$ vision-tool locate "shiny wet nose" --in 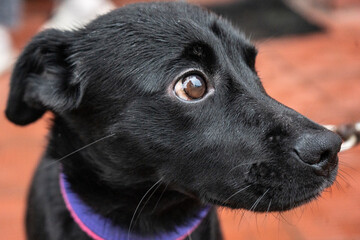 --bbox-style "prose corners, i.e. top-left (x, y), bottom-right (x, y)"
top-left (293, 131), bottom-right (342, 176)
